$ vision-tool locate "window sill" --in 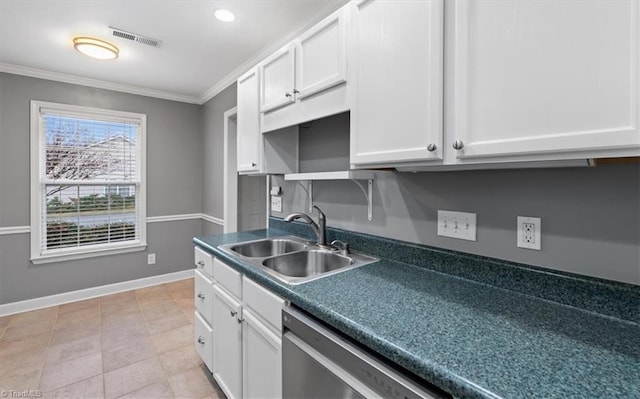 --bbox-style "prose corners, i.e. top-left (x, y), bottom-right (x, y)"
top-left (31, 242), bottom-right (147, 264)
